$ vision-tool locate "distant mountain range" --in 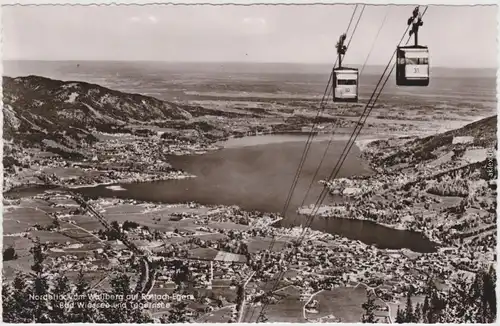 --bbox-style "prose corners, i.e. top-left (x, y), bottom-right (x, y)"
top-left (3, 74), bottom-right (497, 165)
top-left (4, 60), bottom-right (497, 79)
